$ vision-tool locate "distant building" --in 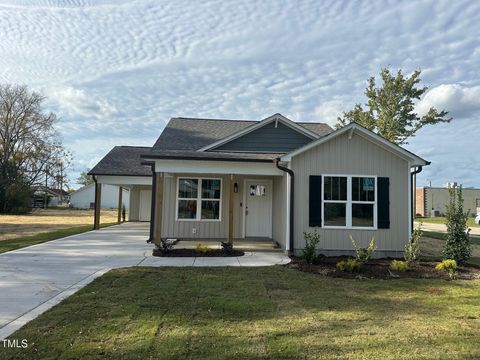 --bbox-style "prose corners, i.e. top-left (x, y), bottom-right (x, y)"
top-left (416, 187), bottom-right (480, 217)
top-left (32, 187), bottom-right (70, 207)
top-left (70, 183), bottom-right (129, 209)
